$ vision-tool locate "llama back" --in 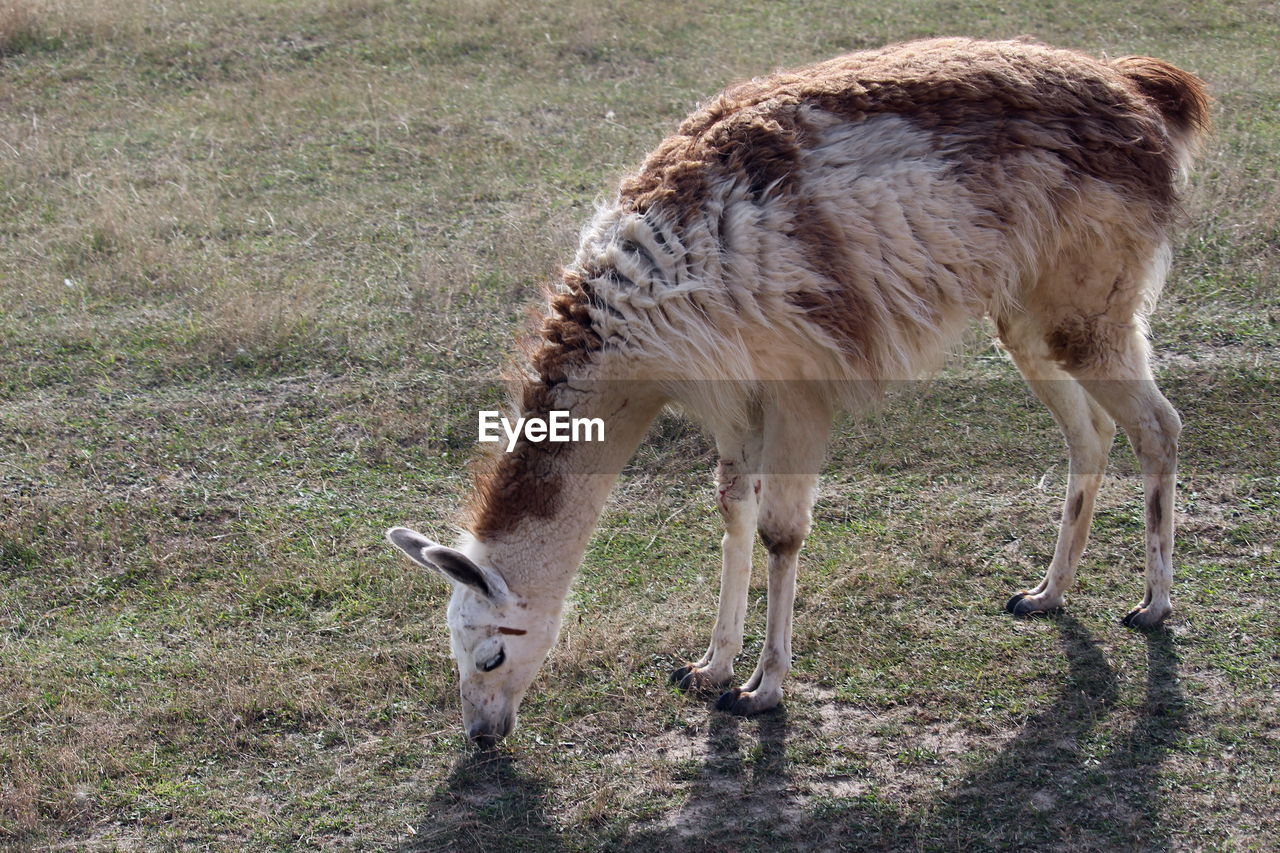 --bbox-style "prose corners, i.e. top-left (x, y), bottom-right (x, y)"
top-left (546, 39), bottom-right (1207, 418)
